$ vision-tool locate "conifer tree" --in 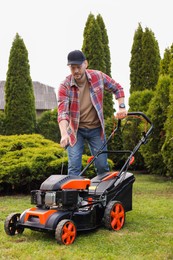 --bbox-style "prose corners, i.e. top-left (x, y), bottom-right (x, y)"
top-left (82, 13), bottom-right (114, 118)
top-left (128, 24), bottom-right (160, 169)
top-left (129, 24), bottom-right (160, 93)
top-left (129, 23), bottom-right (143, 93)
top-left (82, 13), bottom-right (105, 71)
top-left (141, 27), bottom-right (160, 90)
top-left (96, 14), bottom-right (111, 76)
top-left (96, 14), bottom-right (114, 117)
top-left (160, 47), bottom-right (172, 75)
top-left (5, 33), bottom-right (36, 134)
